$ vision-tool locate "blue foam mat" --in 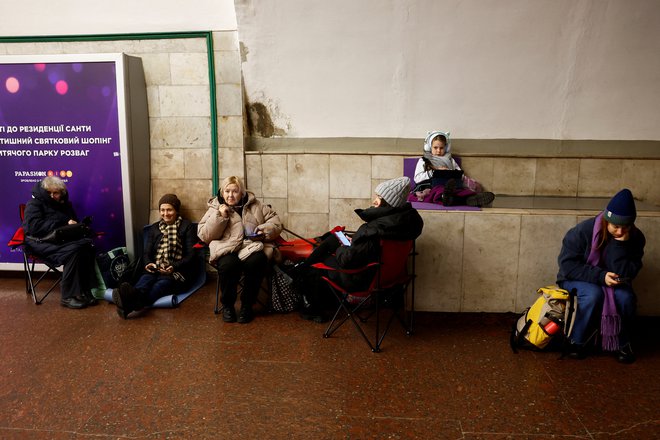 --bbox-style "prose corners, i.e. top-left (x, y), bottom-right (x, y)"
top-left (104, 256), bottom-right (207, 309)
